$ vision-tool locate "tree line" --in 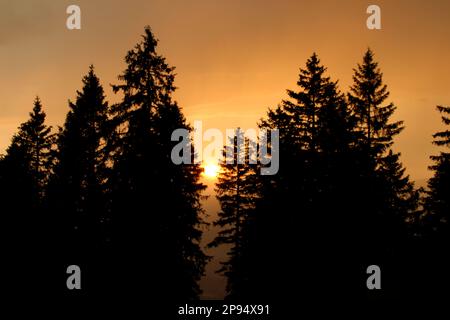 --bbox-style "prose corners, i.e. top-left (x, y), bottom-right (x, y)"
top-left (1, 27), bottom-right (206, 302)
top-left (210, 50), bottom-right (449, 302)
top-left (0, 27), bottom-right (448, 303)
